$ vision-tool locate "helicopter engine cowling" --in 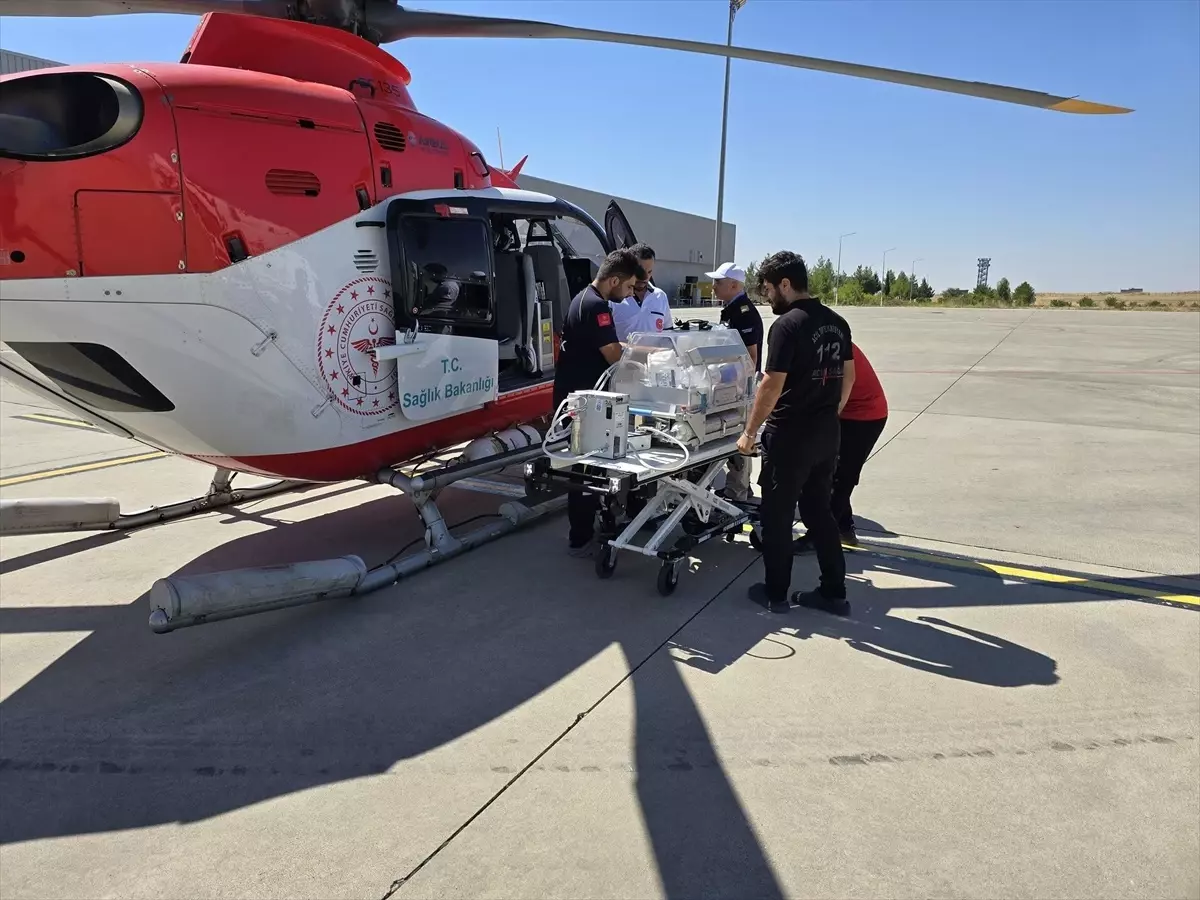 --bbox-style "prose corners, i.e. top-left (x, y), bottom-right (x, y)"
top-left (0, 13), bottom-right (491, 282)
